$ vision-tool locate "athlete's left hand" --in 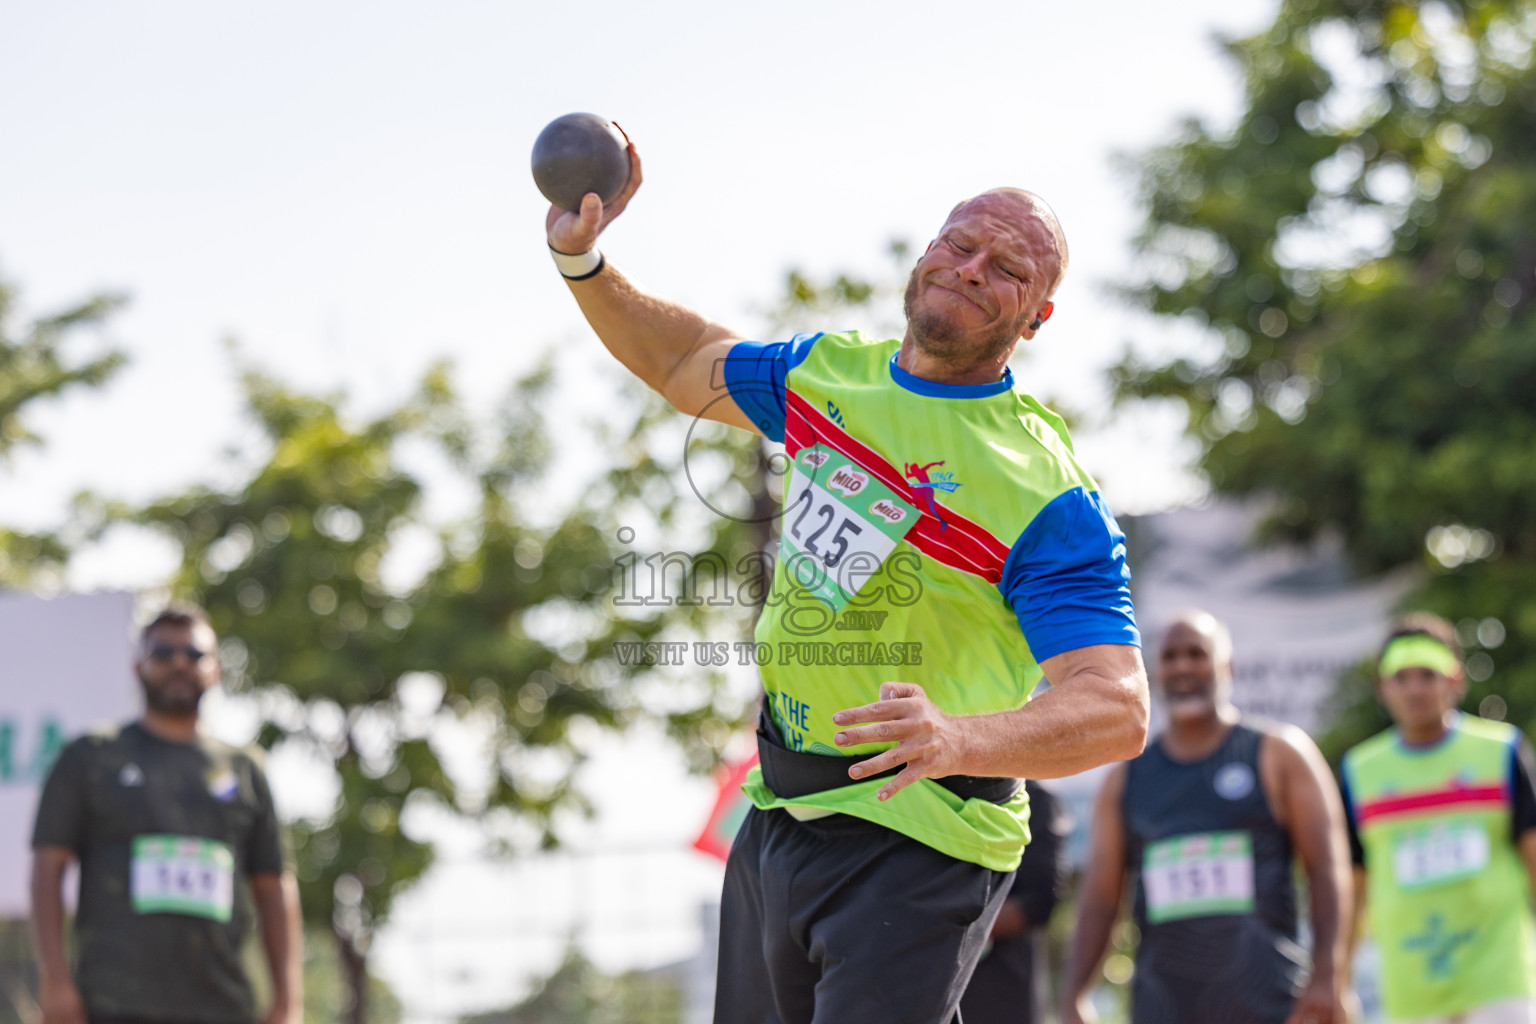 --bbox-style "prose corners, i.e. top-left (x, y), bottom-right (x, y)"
top-left (832, 682), bottom-right (964, 800)
top-left (261, 1002), bottom-right (301, 1024)
top-left (1284, 975), bottom-right (1345, 1024)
